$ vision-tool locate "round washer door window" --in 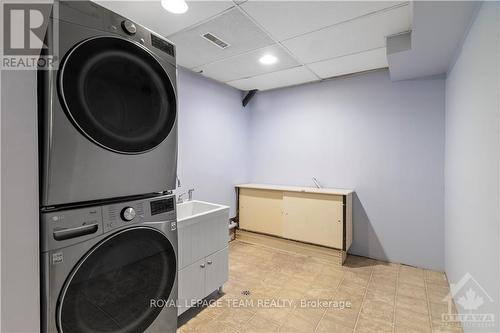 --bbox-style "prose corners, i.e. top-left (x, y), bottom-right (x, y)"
top-left (58, 228), bottom-right (176, 333)
top-left (59, 37), bottom-right (176, 154)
